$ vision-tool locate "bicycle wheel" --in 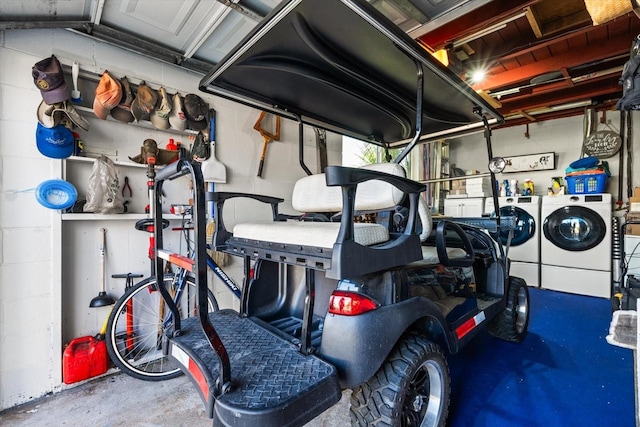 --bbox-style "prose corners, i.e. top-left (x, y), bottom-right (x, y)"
top-left (106, 274), bottom-right (218, 381)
